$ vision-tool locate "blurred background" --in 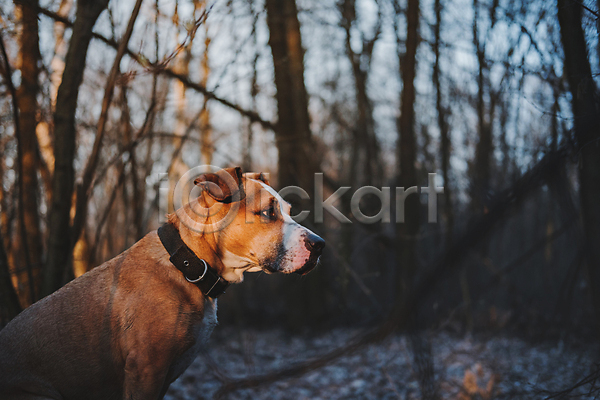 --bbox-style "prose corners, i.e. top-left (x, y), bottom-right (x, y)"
top-left (1, 0), bottom-right (599, 398)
